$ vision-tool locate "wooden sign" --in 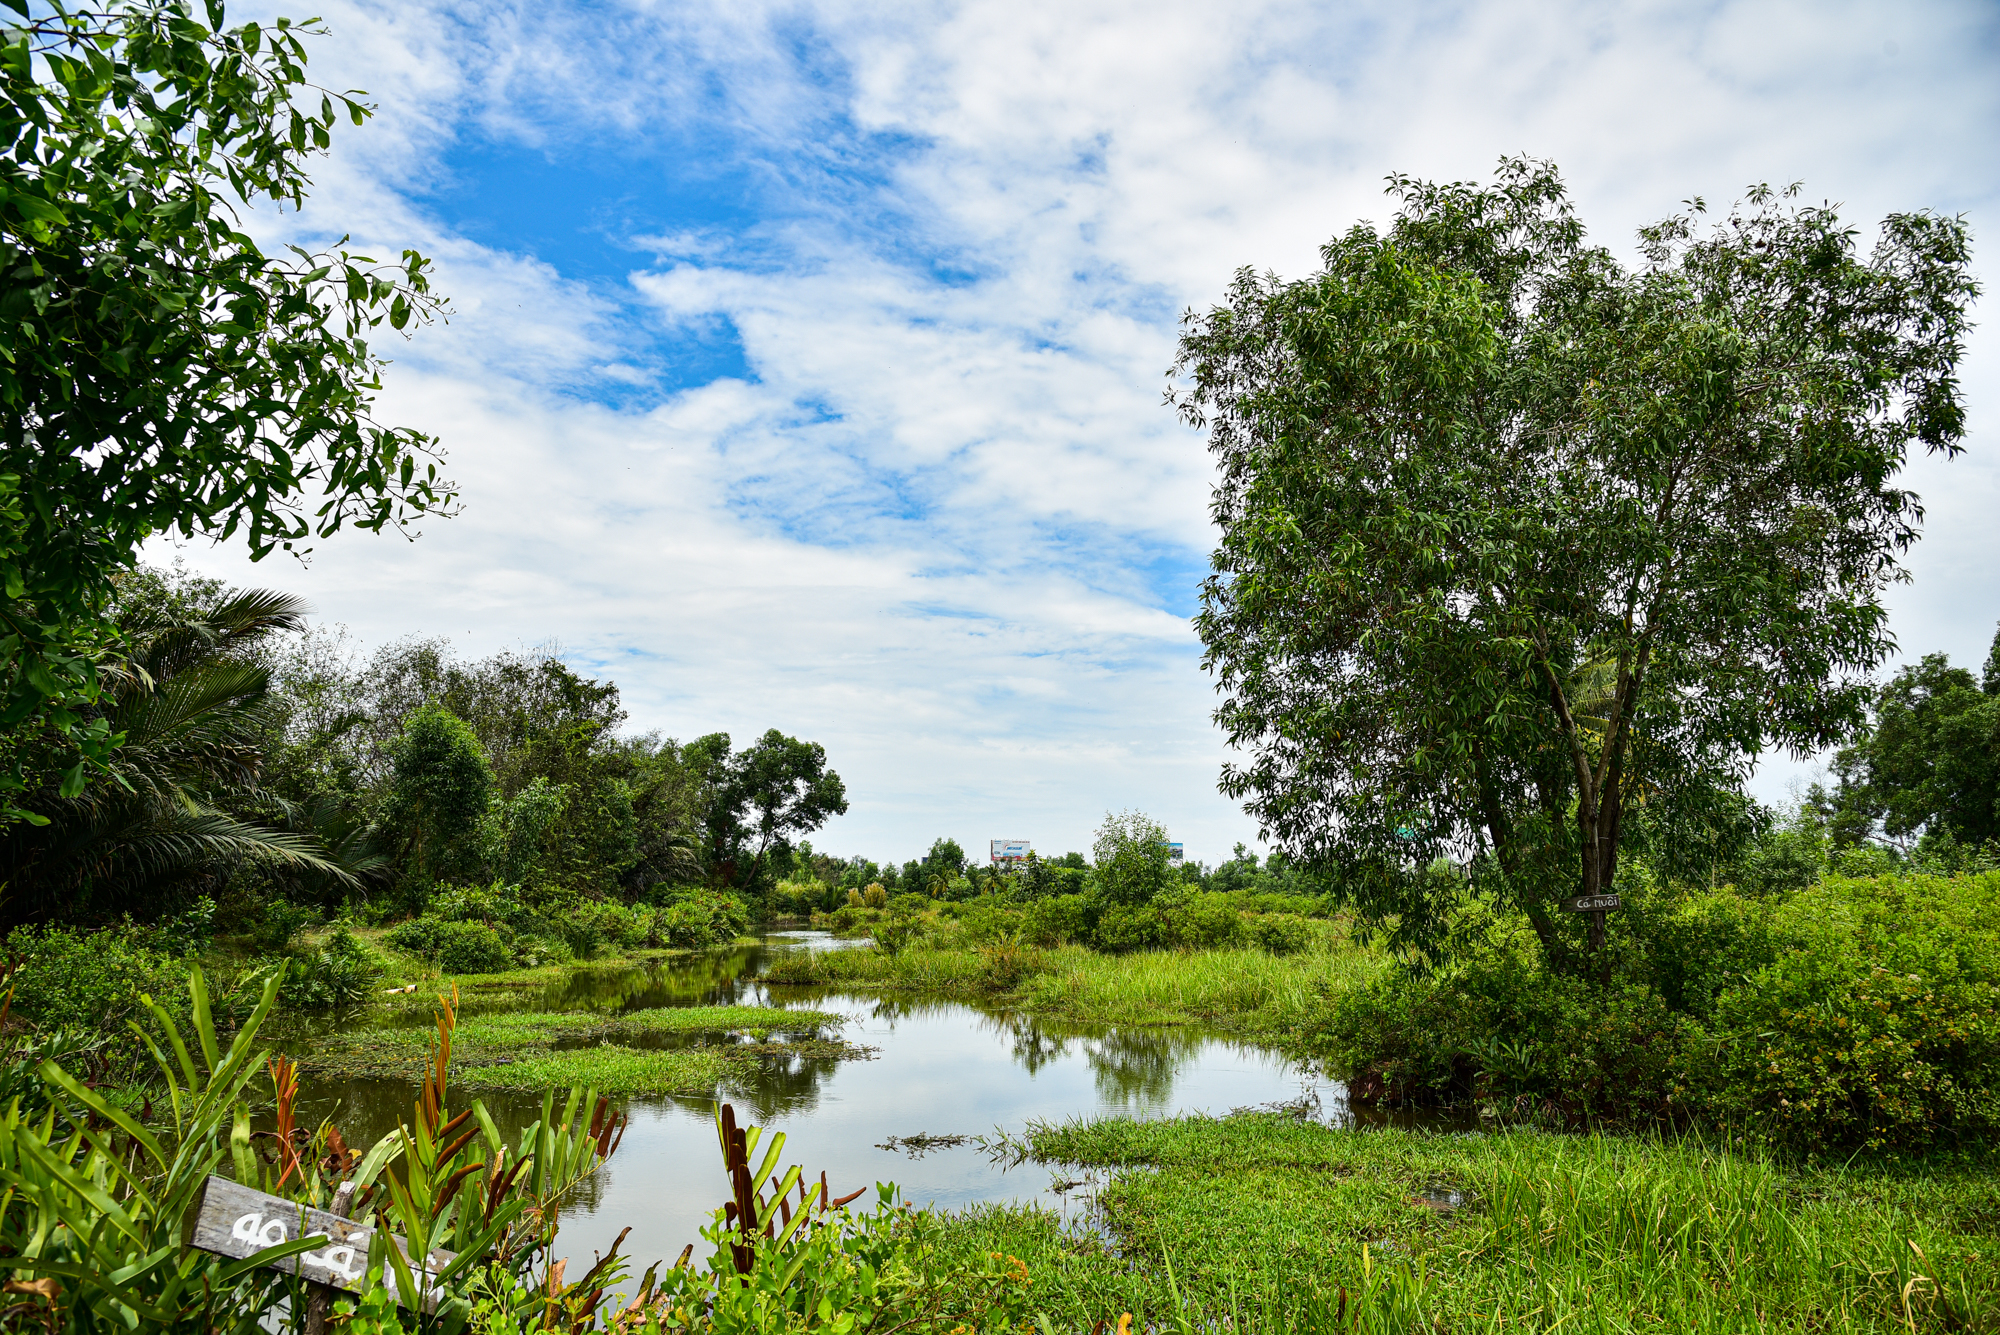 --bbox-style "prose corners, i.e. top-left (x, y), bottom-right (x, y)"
top-left (185, 1176), bottom-right (455, 1312)
top-left (1565, 893), bottom-right (1621, 913)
